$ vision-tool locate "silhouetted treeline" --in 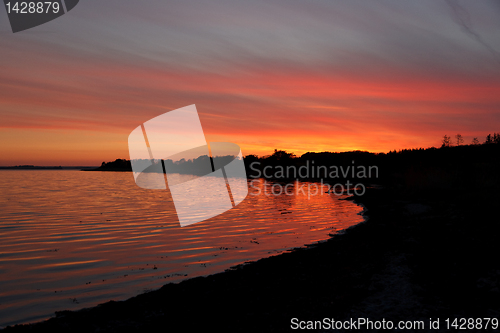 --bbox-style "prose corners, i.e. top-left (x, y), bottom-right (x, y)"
top-left (94, 159), bottom-right (132, 171)
top-left (93, 155), bottom-right (237, 176)
top-left (92, 139), bottom-right (500, 191)
top-left (246, 142), bottom-right (500, 190)
top-left (442, 132), bottom-right (500, 147)
top-left (162, 155), bottom-right (236, 176)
